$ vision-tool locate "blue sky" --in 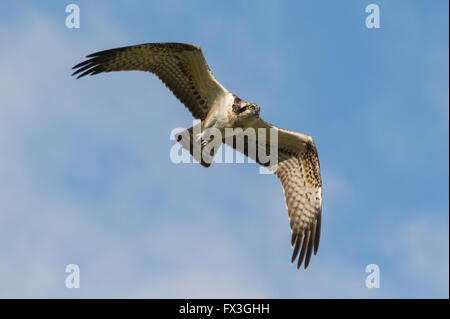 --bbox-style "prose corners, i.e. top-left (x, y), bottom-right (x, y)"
top-left (0, 1), bottom-right (448, 298)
